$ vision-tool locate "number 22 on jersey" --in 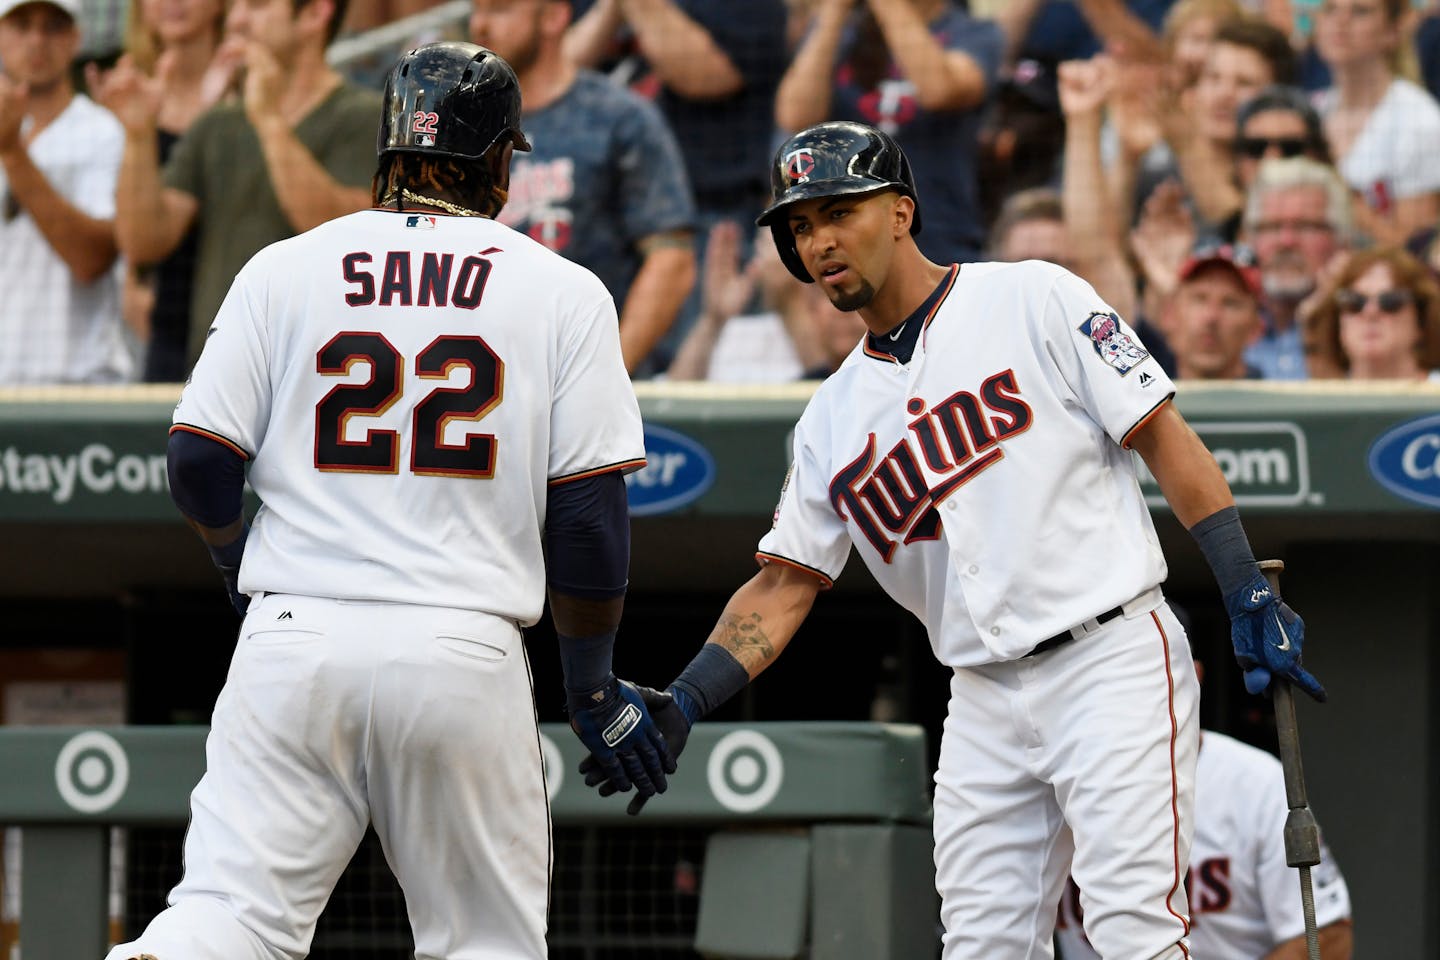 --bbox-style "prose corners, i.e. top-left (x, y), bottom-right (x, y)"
top-left (314, 332), bottom-right (504, 478)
